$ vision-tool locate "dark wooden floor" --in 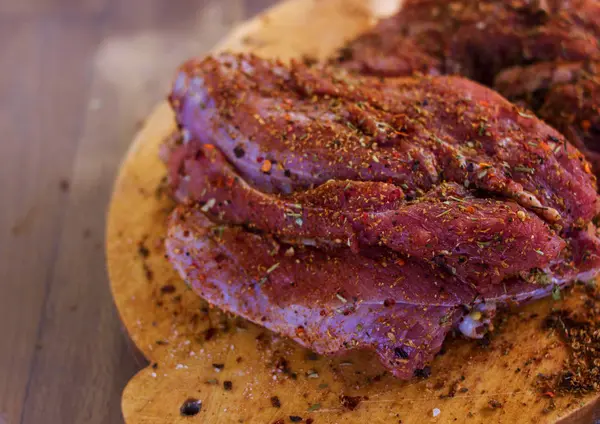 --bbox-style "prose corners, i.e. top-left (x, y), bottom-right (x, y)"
top-left (0, 1), bottom-right (276, 423)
